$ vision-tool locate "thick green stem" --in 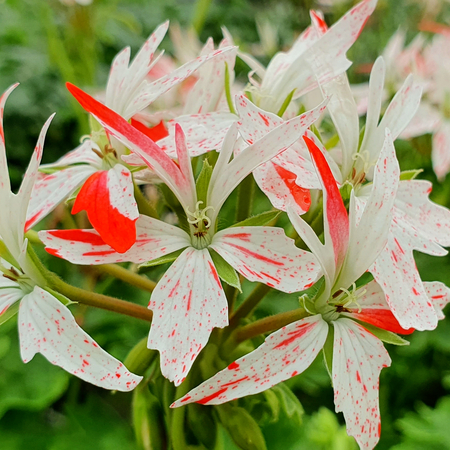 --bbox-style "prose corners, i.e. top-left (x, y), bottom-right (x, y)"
top-left (228, 283), bottom-right (271, 329)
top-left (94, 264), bottom-right (156, 292)
top-left (48, 274), bottom-right (153, 322)
top-left (134, 184), bottom-right (159, 219)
